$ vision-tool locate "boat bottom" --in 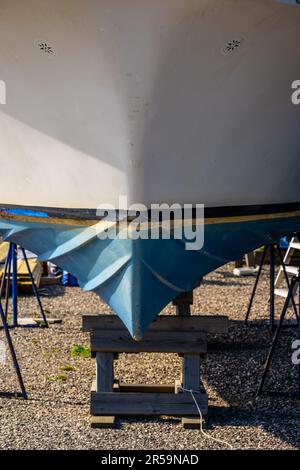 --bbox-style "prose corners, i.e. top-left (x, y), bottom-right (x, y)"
top-left (0, 211), bottom-right (299, 338)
